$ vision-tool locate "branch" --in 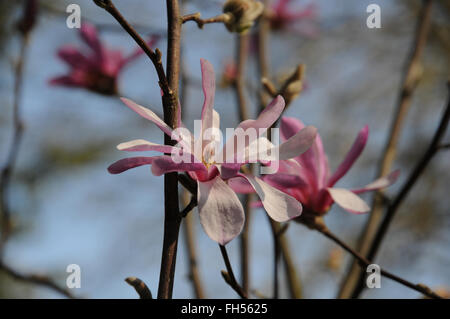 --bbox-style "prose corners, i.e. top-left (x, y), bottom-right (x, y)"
top-left (0, 34), bottom-right (28, 255)
top-left (125, 277), bottom-right (152, 299)
top-left (92, 0), bottom-right (170, 96)
top-left (181, 12), bottom-right (230, 29)
top-left (0, 262), bottom-right (75, 299)
top-left (347, 85), bottom-right (450, 296)
top-left (339, 0), bottom-right (434, 299)
top-left (180, 194), bottom-right (197, 217)
top-left (312, 225), bottom-right (443, 299)
top-left (255, 0), bottom-right (303, 299)
top-left (156, 0), bottom-right (183, 300)
top-left (219, 245), bottom-right (248, 299)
